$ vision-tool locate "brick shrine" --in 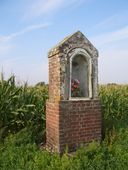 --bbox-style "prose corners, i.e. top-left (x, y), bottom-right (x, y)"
top-left (46, 31), bottom-right (102, 153)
